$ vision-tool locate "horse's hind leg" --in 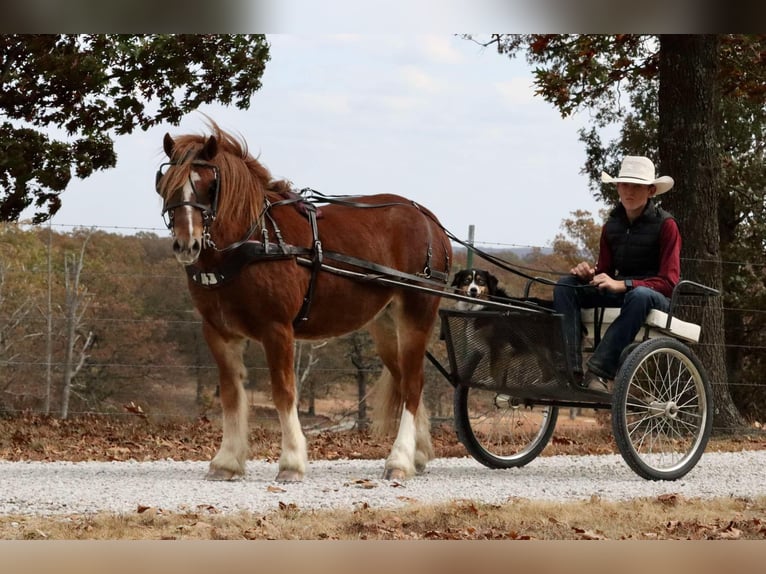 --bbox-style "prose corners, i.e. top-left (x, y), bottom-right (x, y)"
top-left (203, 326), bottom-right (250, 480)
top-left (369, 305), bottom-right (434, 480)
top-left (262, 325), bottom-right (307, 482)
